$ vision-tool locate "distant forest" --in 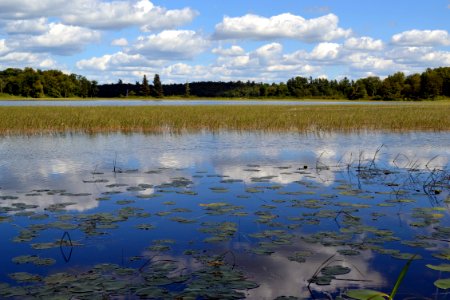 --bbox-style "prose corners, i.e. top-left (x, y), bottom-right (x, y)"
top-left (1, 67), bottom-right (449, 100)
